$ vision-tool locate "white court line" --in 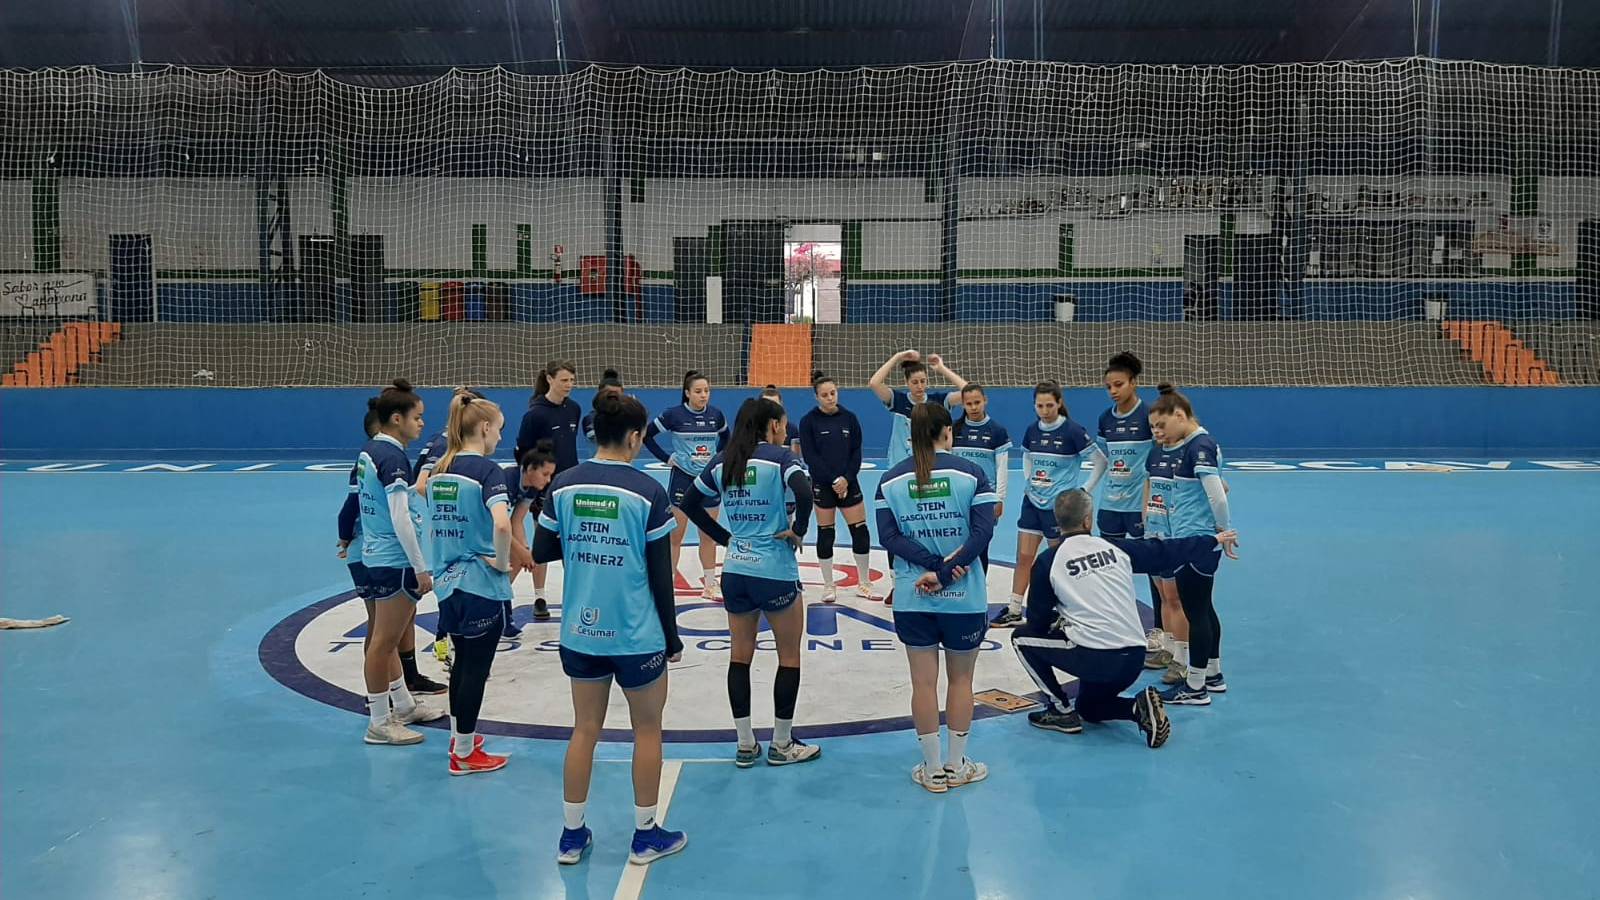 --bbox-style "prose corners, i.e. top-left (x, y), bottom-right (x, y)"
top-left (613, 758), bottom-right (686, 900)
